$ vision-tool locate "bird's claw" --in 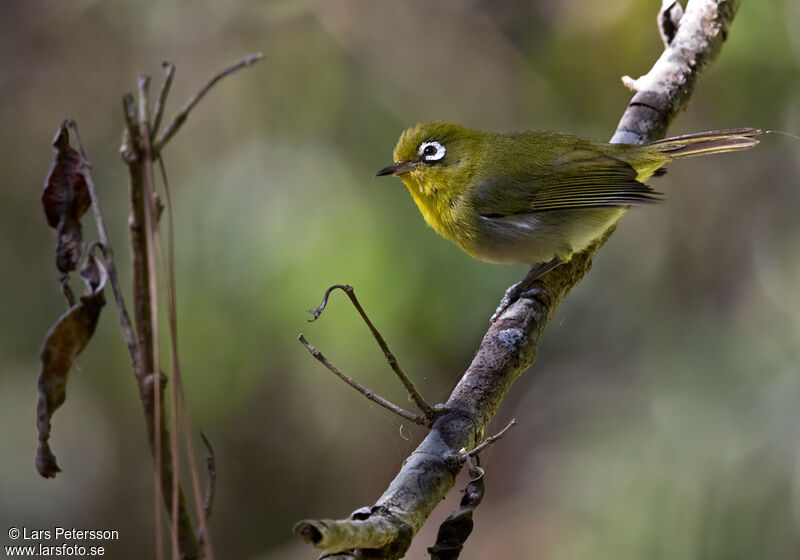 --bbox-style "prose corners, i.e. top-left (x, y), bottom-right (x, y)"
top-left (492, 283), bottom-right (520, 323)
top-left (491, 283), bottom-right (545, 323)
top-left (491, 258), bottom-right (561, 323)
